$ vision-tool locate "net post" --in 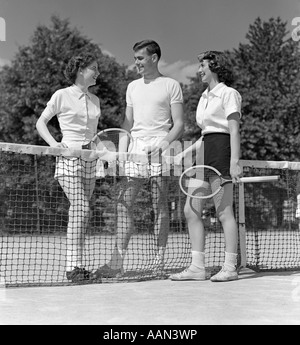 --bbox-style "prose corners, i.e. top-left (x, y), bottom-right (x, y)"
top-left (34, 155), bottom-right (41, 233)
top-left (113, 172), bottom-right (118, 234)
top-left (178, 186), bottom-right (183, 233)
top-left (238, 168), bottom-right (247, 272)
